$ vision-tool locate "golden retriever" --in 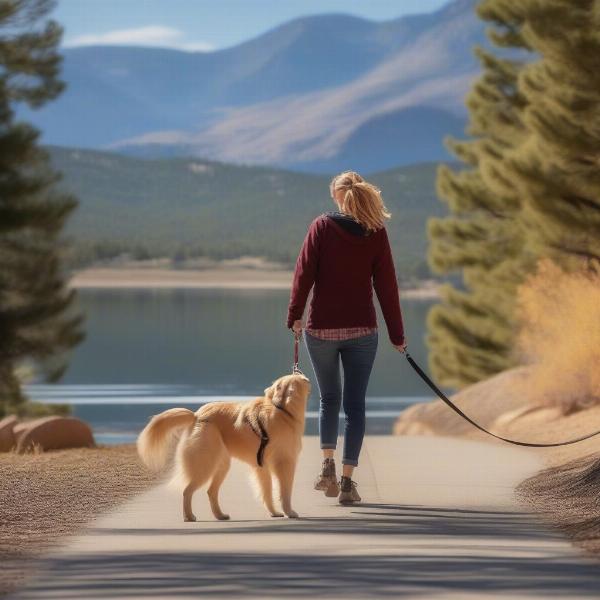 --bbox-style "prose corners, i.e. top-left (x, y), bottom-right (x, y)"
top-left (137, 372), bottom-right (311, 521)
